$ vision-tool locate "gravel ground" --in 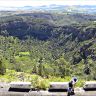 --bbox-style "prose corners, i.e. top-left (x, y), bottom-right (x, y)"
top-left (0, 91), bottom-right (96, 96)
